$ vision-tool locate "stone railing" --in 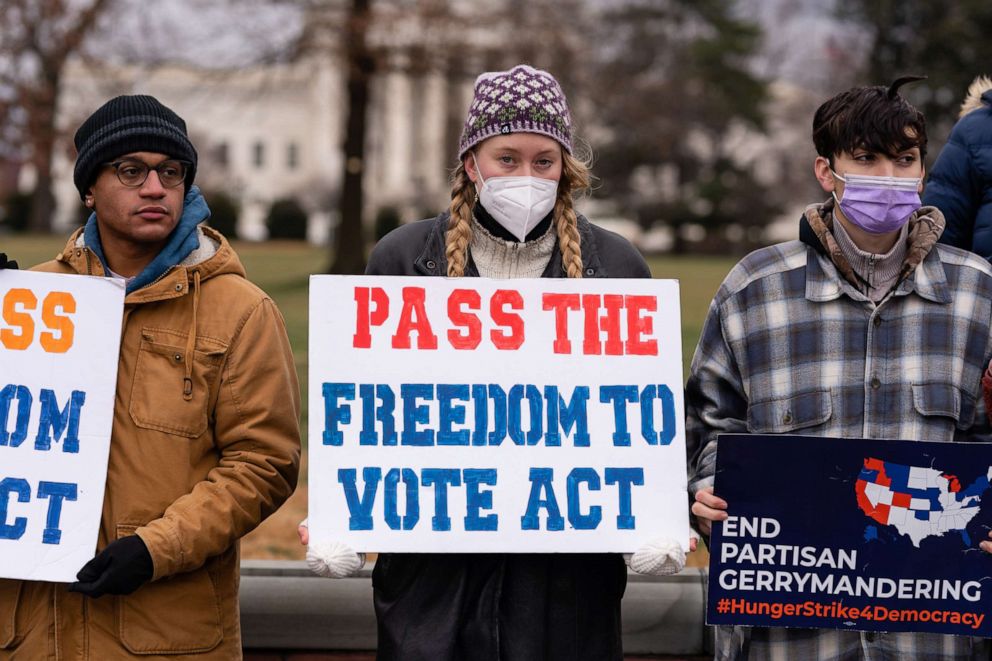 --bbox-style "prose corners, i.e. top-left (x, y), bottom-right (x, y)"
top-left (240, 561), bottom-right (711, 655)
